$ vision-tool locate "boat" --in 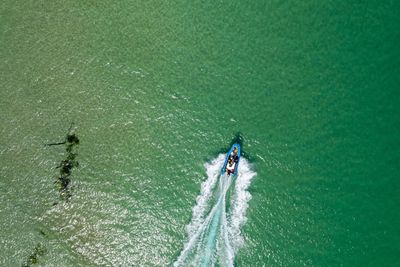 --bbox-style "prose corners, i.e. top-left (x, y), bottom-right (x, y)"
top-left (221, 143), bottom-right (241, 176)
